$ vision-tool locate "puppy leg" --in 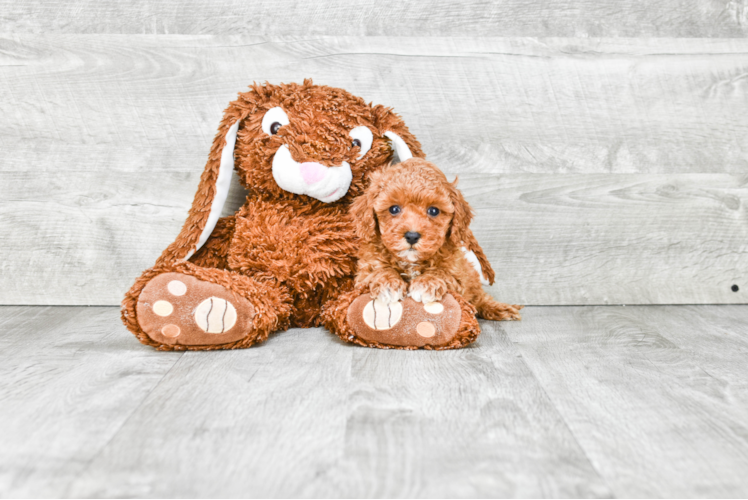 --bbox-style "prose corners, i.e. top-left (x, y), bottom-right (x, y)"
top-left (408, 274), bottom-right (449, 303)
top-left (359, 268), bottom-right (408, 304)
top-left (473, 291), bottom-right (523, 321)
